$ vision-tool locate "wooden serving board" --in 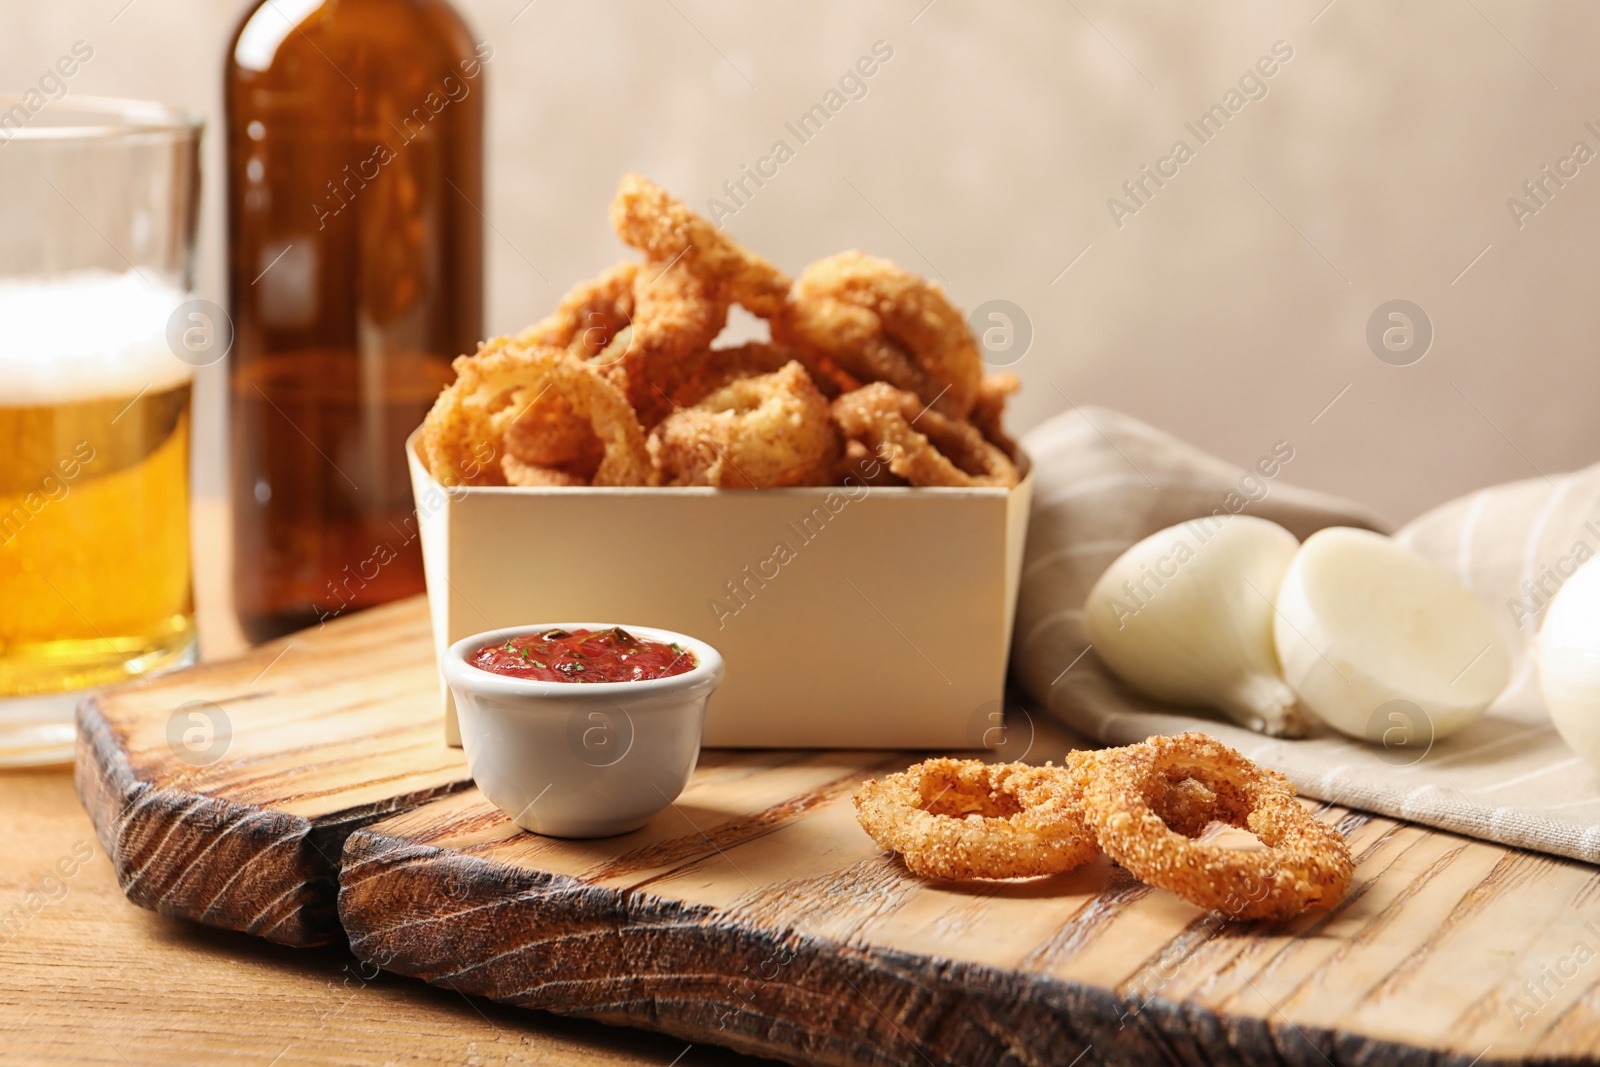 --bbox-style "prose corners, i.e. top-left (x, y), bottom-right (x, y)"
top-left (77, 598), bottom-right (1600, 1066)
top-left (76, 599), bottom-right (472, 945)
